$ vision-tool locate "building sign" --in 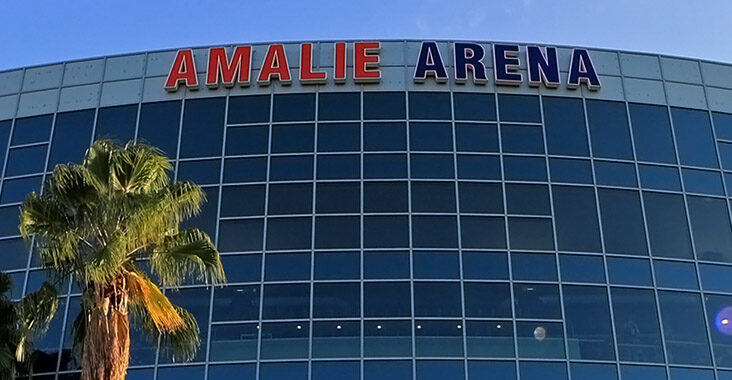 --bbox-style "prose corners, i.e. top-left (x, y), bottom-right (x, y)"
top-left (164, 41), bottom-right (601, 92)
